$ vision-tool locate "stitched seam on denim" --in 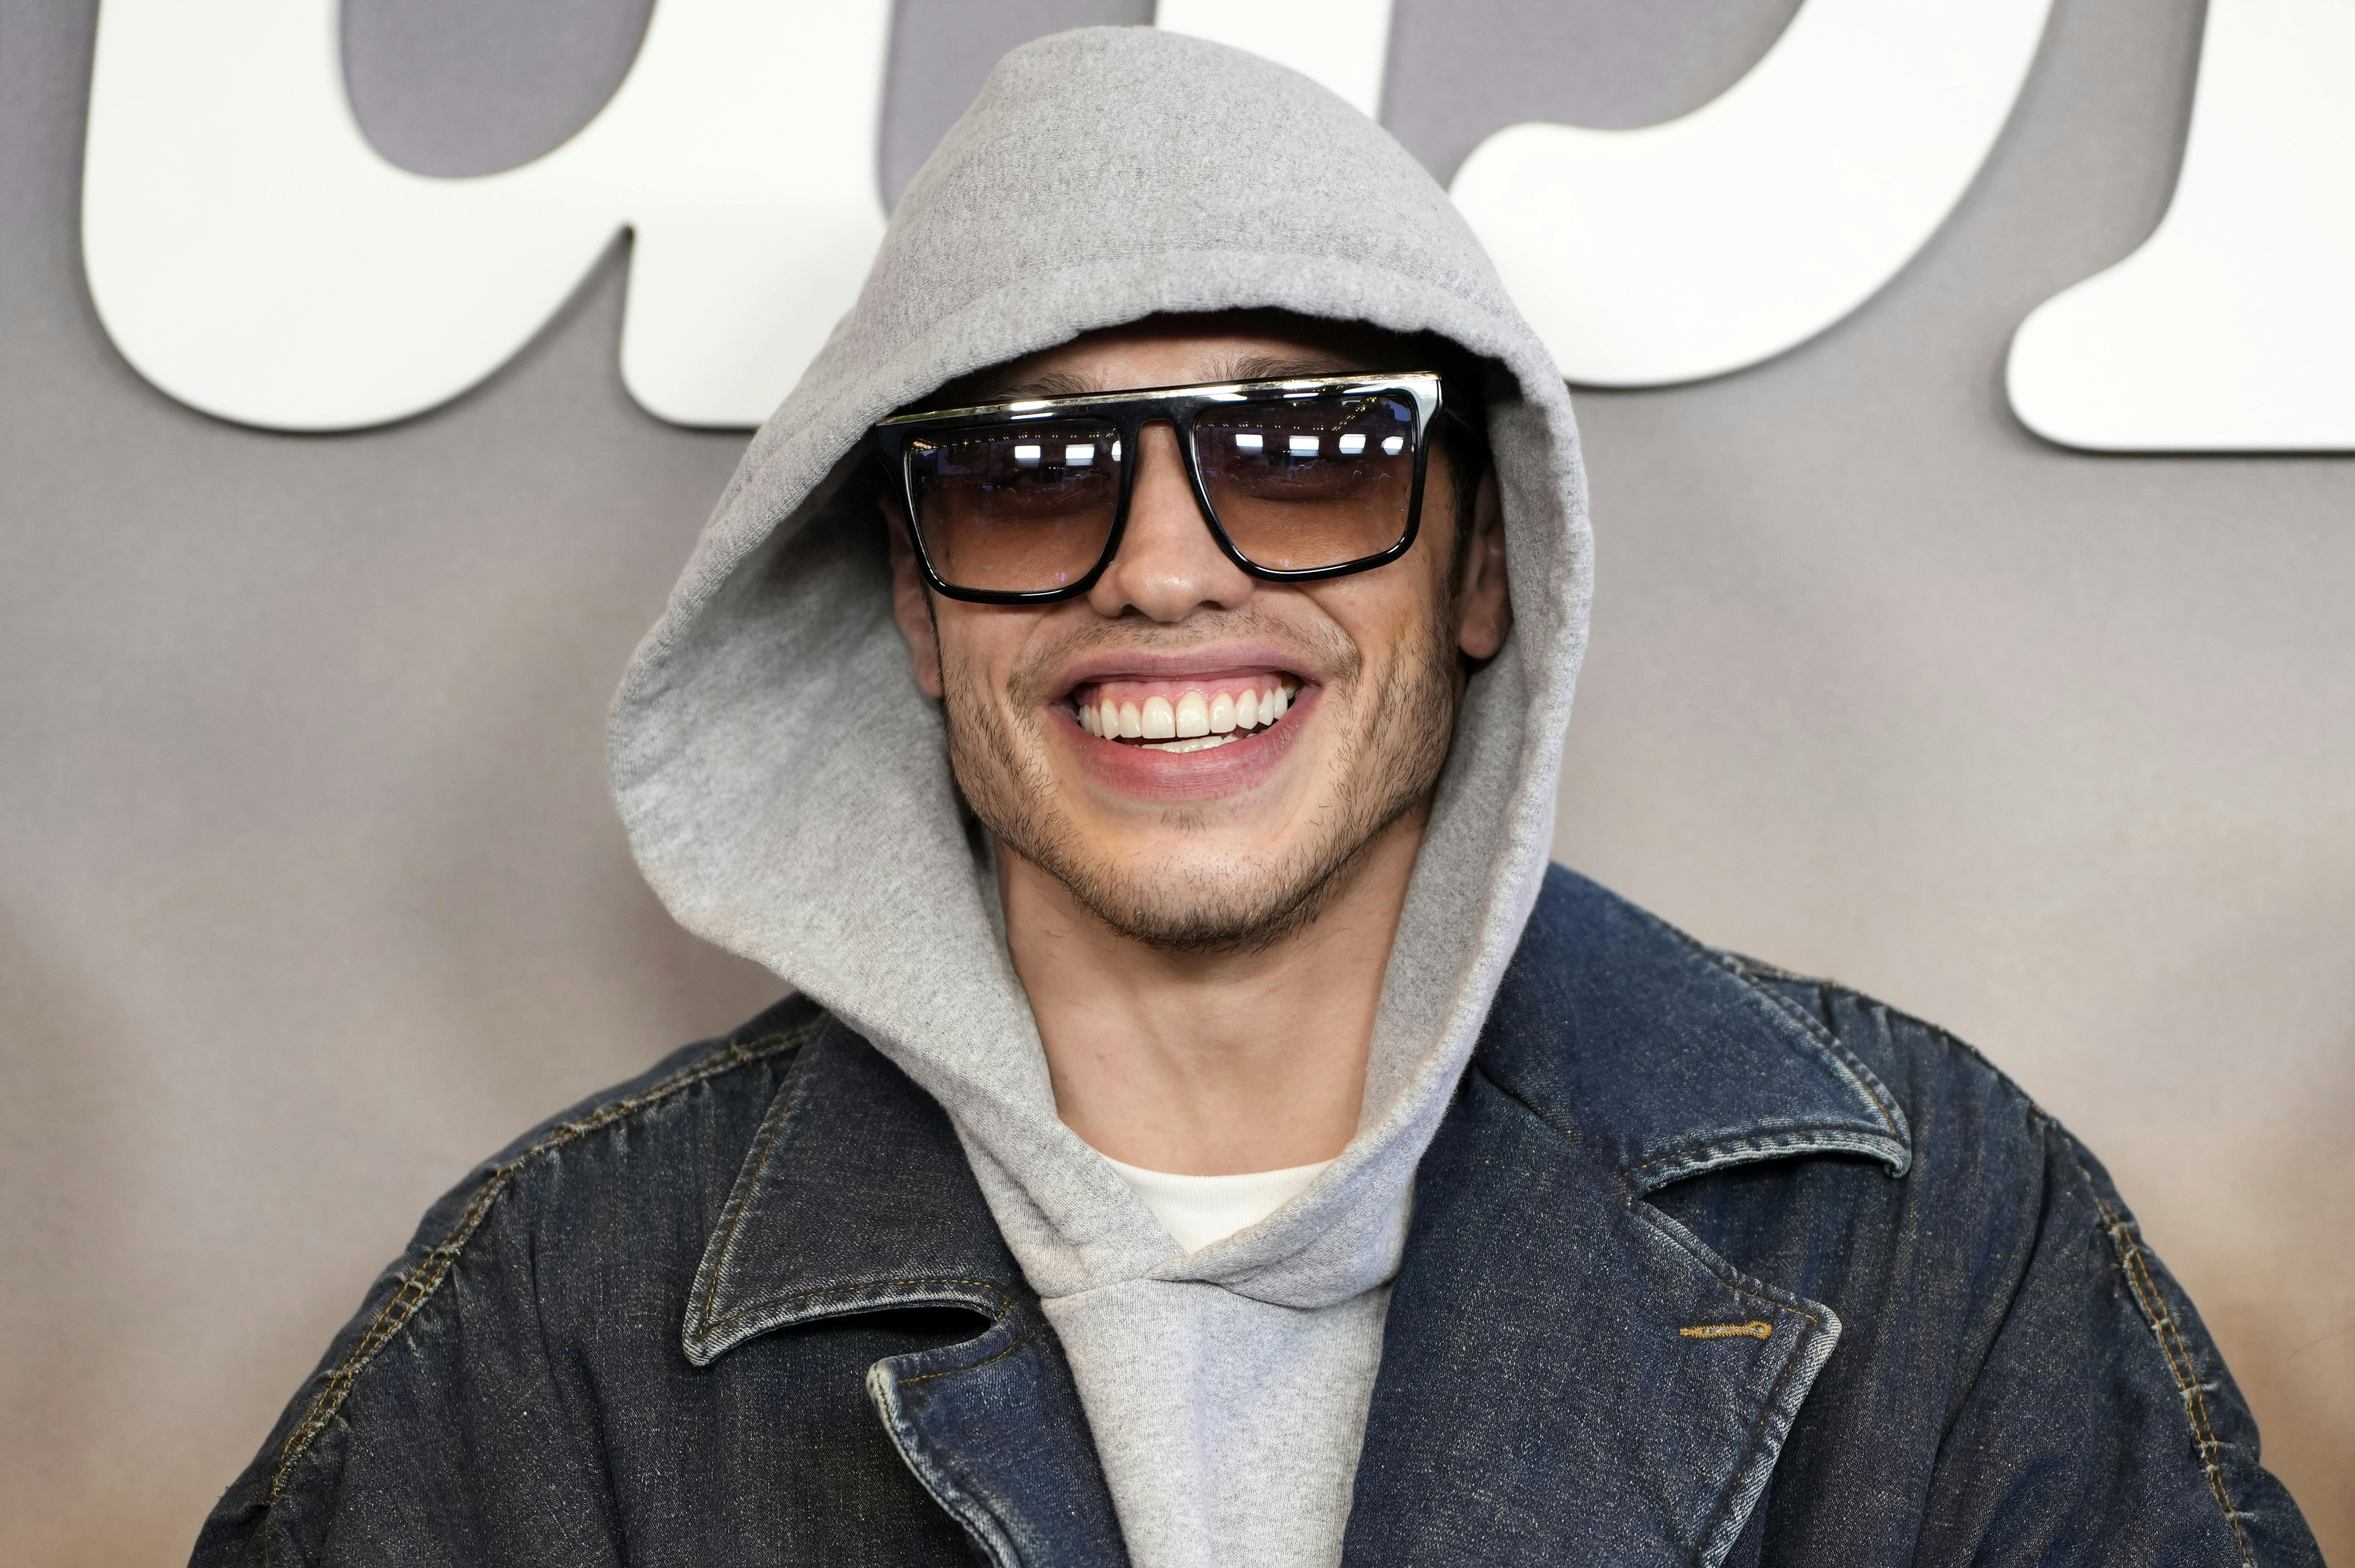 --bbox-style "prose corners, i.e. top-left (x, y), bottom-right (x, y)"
top-left (896, 1310), bottom-right (1036, 1386)
top-left (687, 1029), bottom-right (1013, 1338)
top-left (1685, 1302), bottom-right (1818, 1568)
top-left (1902, 1009), bottom-right (2058, 1141)
top-left (1703, 943), bottom-right (1905, 1143)
top-left (693, 1040), bottom-right (824, 1336)
top-left (704, 1276), bottom-right (1012, 1334)
top-left (1644, 1156), bottom-right (1835, 1563)
top-left (869, 1369), bottom-right (1026, 1568)
top-left (2082, 1163), bottom-right (2254, 1566)
top-left (1626, 1132), bottom-right (1889, 1179)
top-left (1714, 951), bottom-right (1814, 985)
top-left (1731, 955), bottom-right (2064, 1154)
top-left (267, 1022), bottom-right (816, 1501)
top-left (1769, 969), bottom-right (2060, 1148)
top-left (1628, 1189), bottom-right (1828, 1332)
